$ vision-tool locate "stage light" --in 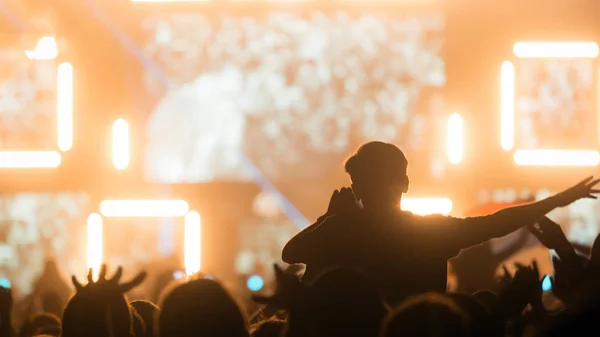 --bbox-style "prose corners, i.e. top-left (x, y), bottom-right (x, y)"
top-left (401, 198), bottom-right (453, 215)
top-left (447, 113), bottom-right (463, 164)
top-left (247, 275), bottom-right (264, 292)
top-left (25, 36), bottom-right (58, 60)
top-left (184, 211), bottom-right (201, 275)
top-left (513, 42), bottom-right (599, 59)
top-left (0, 151), bottom-right (61, 168)
top-left (87, 213), bottom-right (103, 281)
top-left (513, 149), bottom-right (600, 166)
top-left (100, 200), bottom-right (190, 217)
top-left (57, 62), bottom-right (73, 152)
top-left (500, 61), bottom-right (515, 151)
top-left (112, 119), bottom-right (130, 170)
